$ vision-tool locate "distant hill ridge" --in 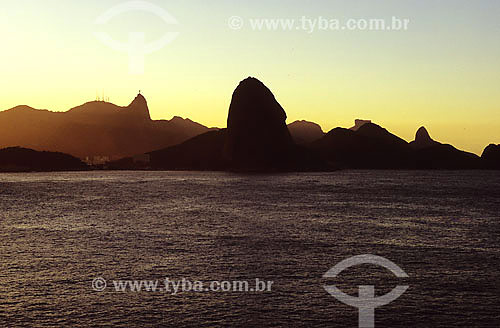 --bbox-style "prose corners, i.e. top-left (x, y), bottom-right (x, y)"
top-left (0, 94), bottom-right (214, 160)
top-left (144, 77), bottom-right (498, 171)
top-left (2, 77), bottom-right (499, 171)
top-left (148, 77), bottom-right (328, 172)
top-left (0, 147), bottom-right (86, 172)
top-left (288, 120), bottom-right (325, 144)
